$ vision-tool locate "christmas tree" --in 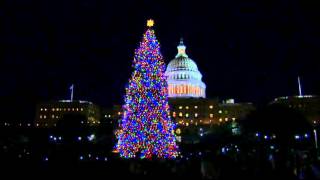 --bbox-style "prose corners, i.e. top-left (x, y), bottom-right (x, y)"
top-left (115, 19), bottom-right (179, 159)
